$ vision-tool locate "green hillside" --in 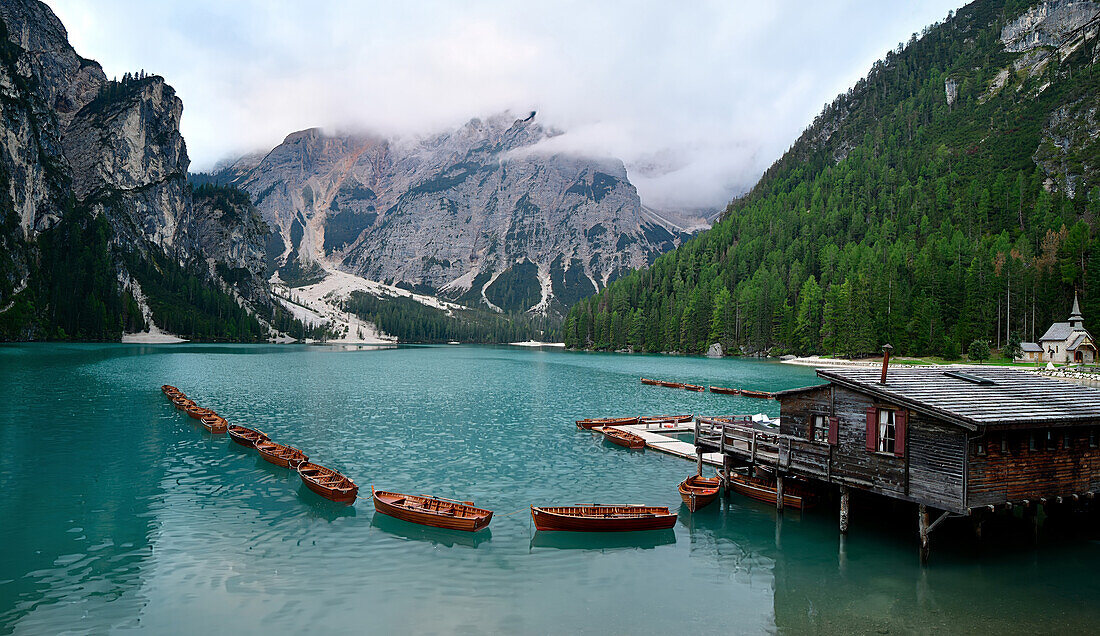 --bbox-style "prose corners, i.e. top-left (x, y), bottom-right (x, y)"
top-left (564, 0), bottom-right (1100, 357)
